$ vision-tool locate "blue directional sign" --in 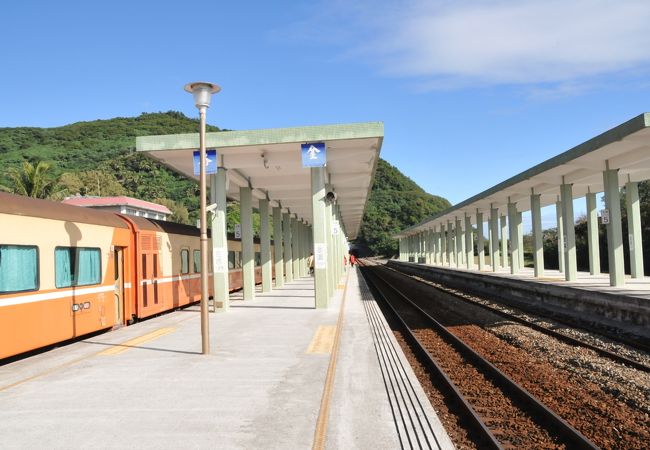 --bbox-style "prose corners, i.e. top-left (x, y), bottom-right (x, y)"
top-left (301, 142), bottom-right (326, 167)
top-left (193, 149), bottom-right (218, 176)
